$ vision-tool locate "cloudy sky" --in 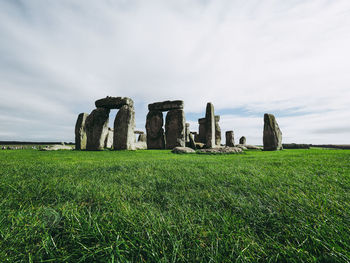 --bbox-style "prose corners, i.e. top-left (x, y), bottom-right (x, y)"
top-left (1, 0), bottom-right (349, 144)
